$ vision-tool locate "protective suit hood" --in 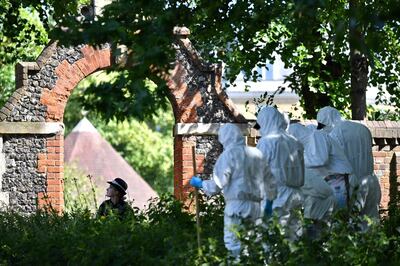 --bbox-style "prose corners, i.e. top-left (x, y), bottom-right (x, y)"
top-left (257, 106), bottom-right (287, 136)
top-left (317, 106), bottom-right (342, 133)
top-left (288, 123), bottom-right (313, 146)
top-left (218, 124), bottom-right (245, 150)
